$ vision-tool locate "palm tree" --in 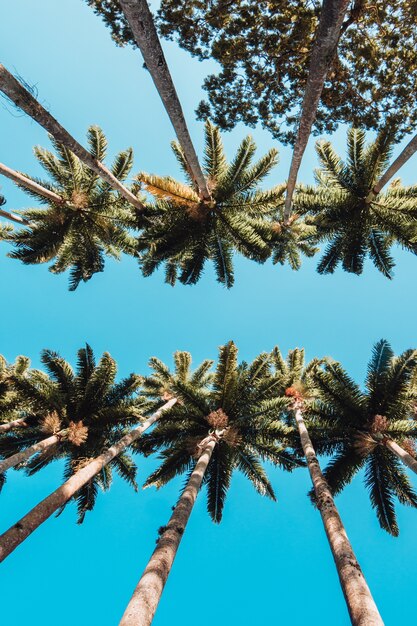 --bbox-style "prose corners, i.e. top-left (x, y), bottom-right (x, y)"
top-left (0, 349), bottom-right (212, 560)
top-left (311, 339), bottom-right (417, 536)
top-left (116, 0), bottom-right (211, 200)
top-left (270, 212), bottom-right (319, 270)
top-left (296, 128), bottom-right (417, 277)
top-left (271, 346), bottom-right (383, 626)
top-left (119, 342), bottom-right (302, 626)
top-left (0, 354), bottom-right (31, 433)
top-left (0, 161), bottom-right (64, 208)
top-left (5, 127), bottom-right (138, 290)
top-left (0, 64), bottom-right (144, 210)
top-left (368, 132), bottom-right (417, 200)
top-left (137, 121), bottom-right (281, 287)
top-left (284, 0), bottom-right (350, 219)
